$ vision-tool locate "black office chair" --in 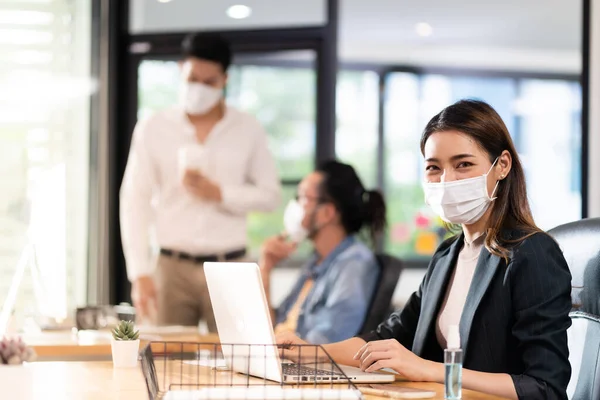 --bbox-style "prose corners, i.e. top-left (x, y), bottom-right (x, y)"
top-left (567, 311), bottom-right (600, 400)
top-left (359, 254), bottom-right (404, 334)
top-left (548, 218), bottom-right (600, 316)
